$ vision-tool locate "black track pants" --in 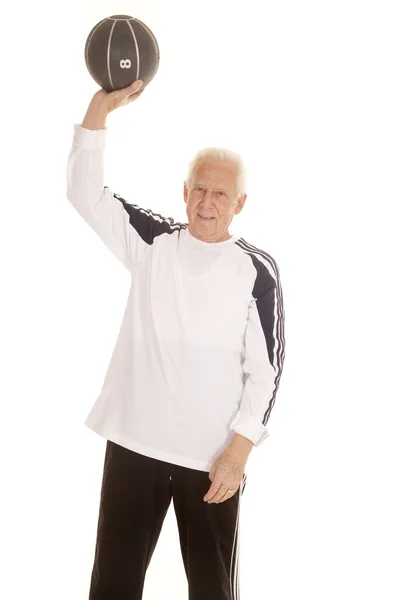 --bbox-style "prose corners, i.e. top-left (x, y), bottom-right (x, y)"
top-left (88, 441), bottom-right (247, 600)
